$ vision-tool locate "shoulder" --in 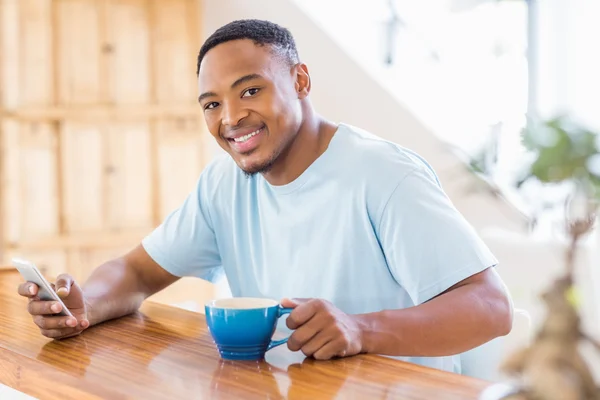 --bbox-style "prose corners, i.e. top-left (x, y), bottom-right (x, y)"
top-left (200, 152), bottom-right (239, 180)
top-left (332, 124), bottom-right (443, 225)
top-left (335, 123), bottom-right (440, 189)
top-left (193, 152), bottom-right (248, 203)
